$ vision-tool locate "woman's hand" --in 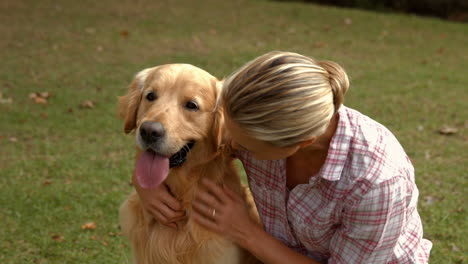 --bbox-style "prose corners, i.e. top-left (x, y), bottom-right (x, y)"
top-left (192, 178), bottom-right (258, 247)
top-left (132, 172), bottom-right (186, 228)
